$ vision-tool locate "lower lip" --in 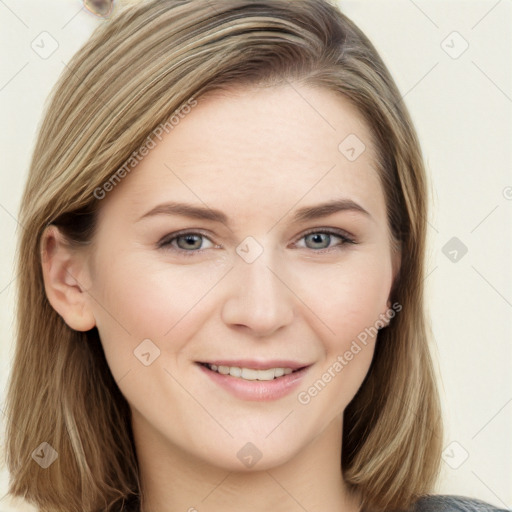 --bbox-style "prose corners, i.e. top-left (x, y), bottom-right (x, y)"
top-left (197, 363), bottom-right (311, 402)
